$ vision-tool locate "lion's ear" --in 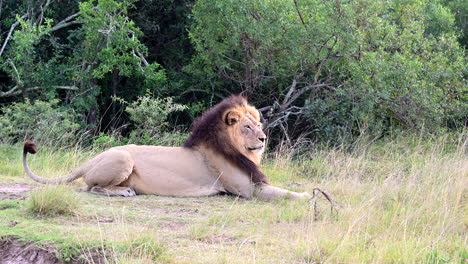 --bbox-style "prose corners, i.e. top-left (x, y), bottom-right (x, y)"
top-left (225, 110), bottom-right (242, 125)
